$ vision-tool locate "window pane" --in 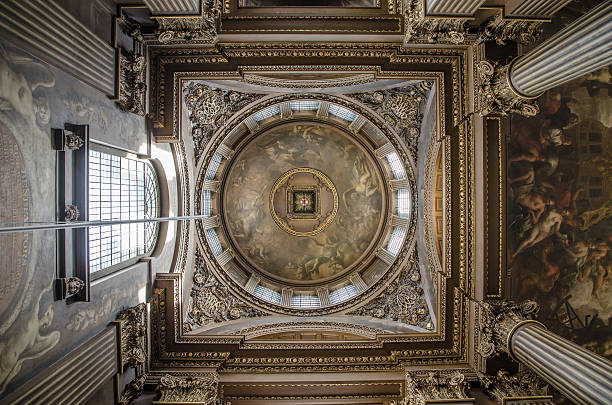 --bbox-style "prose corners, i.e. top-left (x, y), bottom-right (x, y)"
top-left (88, 149), bottom-right (159, 275)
